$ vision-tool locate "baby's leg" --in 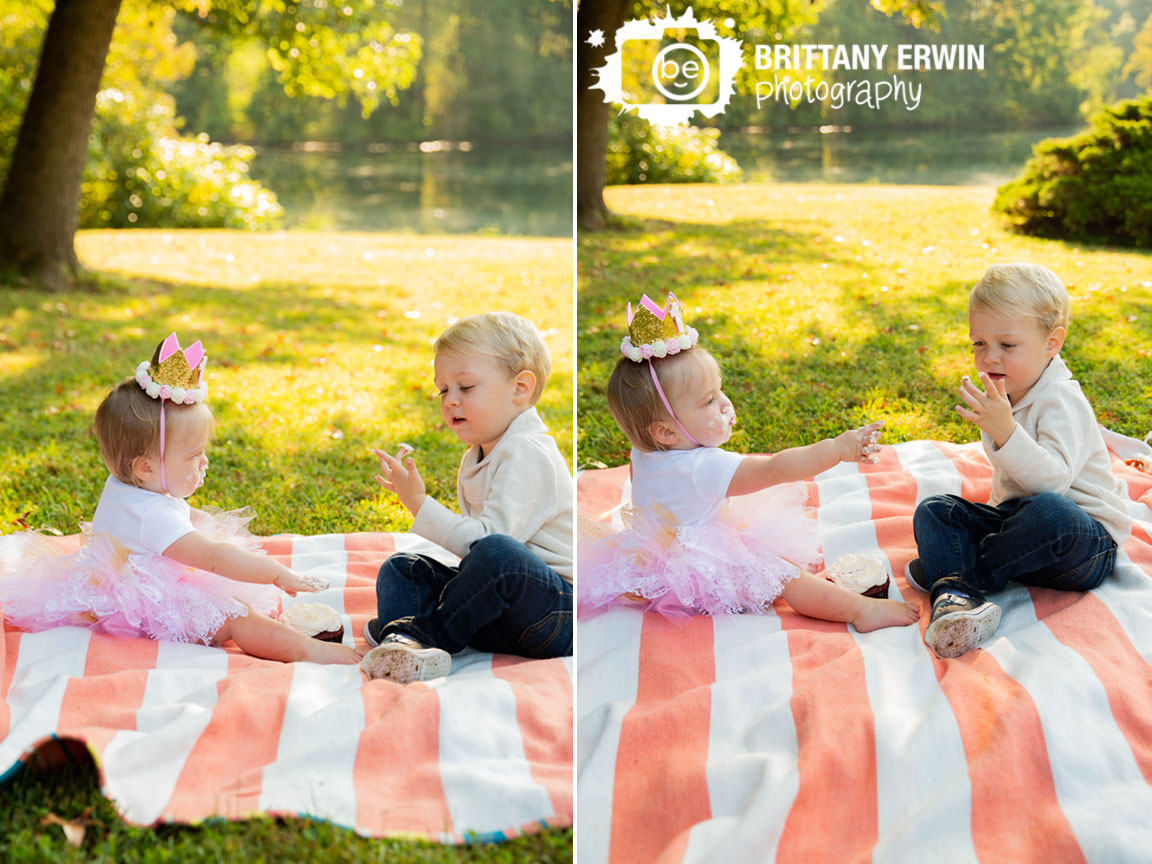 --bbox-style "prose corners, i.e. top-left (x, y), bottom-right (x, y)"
top-left (780, 572), bottom-right (919, 632)
top-left (214, 609), bottom-right (362, 664)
